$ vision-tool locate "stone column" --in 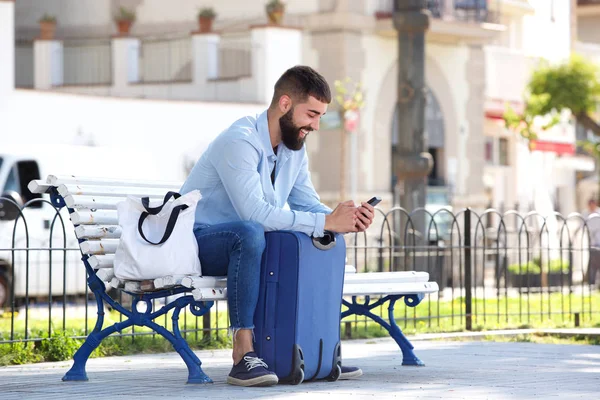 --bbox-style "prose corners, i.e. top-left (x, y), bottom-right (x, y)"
top-left (111, 37), bottom-right (140, 90)
top-left (192, 33), bottom-right (220, 83)
top-left (34, 40), bottom-right (63, 89)
top-left (251, 26), bottom-right (302, 104)
top-left (392, 0), bottom-right (432, 211)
